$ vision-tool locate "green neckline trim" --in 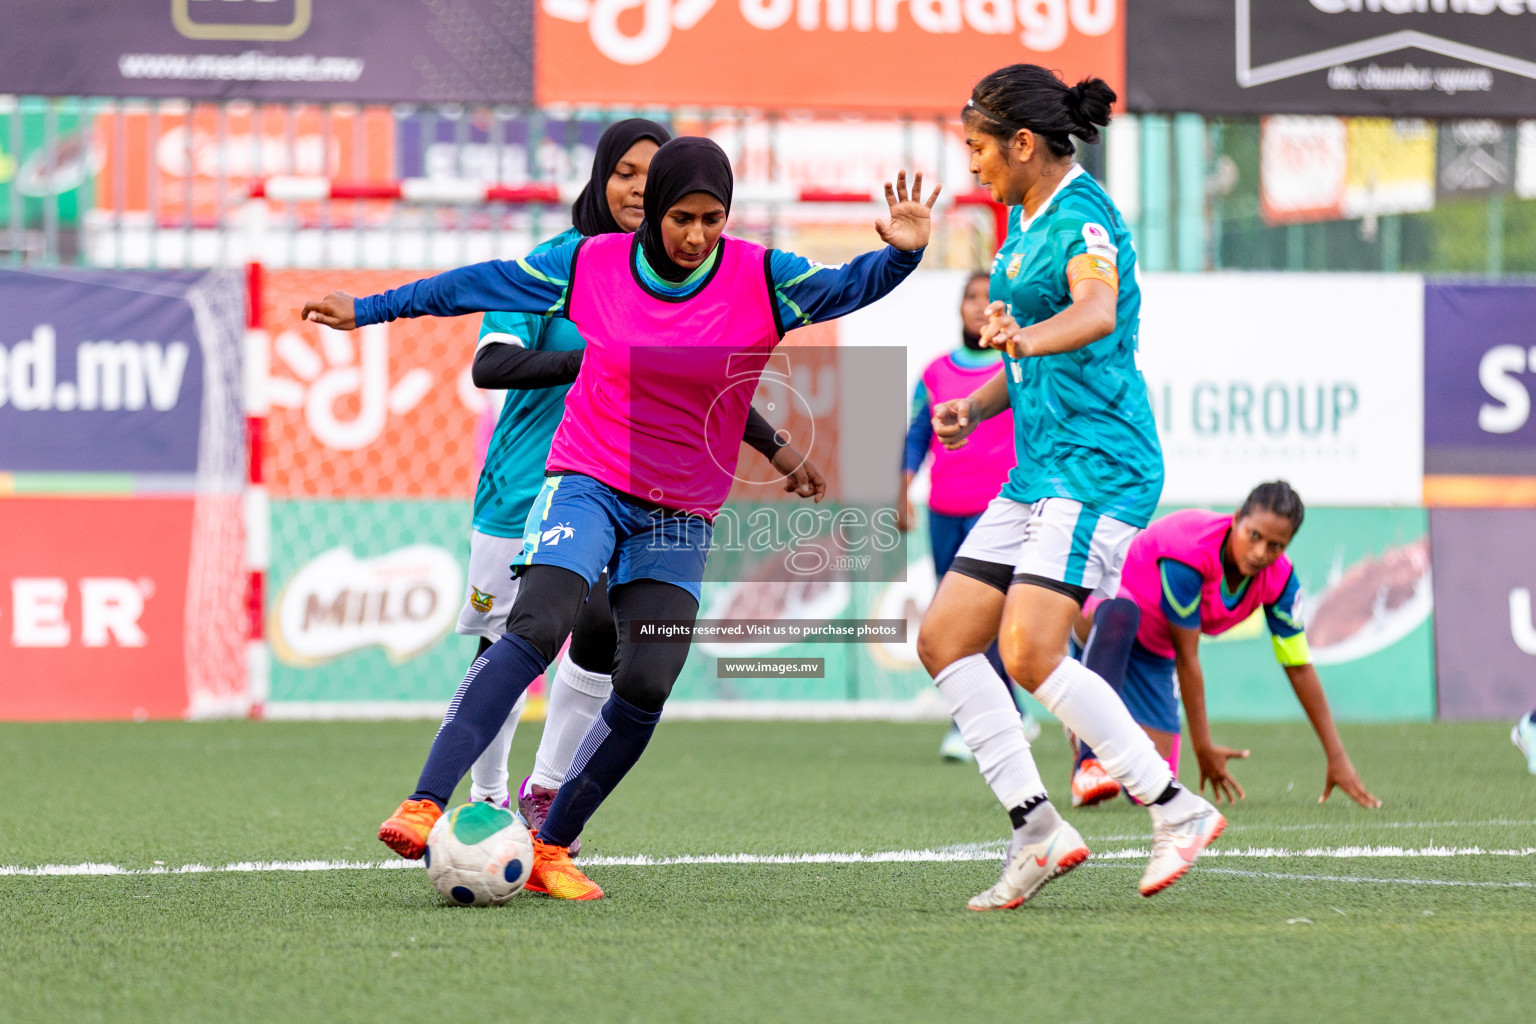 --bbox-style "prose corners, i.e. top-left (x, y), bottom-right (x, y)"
top-left (634, 242), bottom-right (720, 296)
